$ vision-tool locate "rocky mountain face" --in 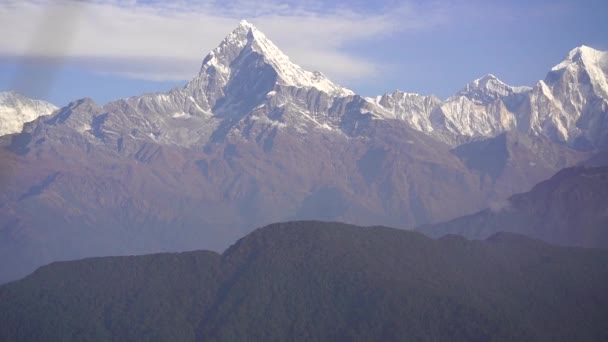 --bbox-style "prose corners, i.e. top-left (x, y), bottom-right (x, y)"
top-left (0, 100), bottom-right (501, 283)
top-left (2, 222), bottom-right (608, 341)
top-left (0, 21), bottom-right (602, 283)
top-left (419, 166), bottom-right (608, 248)
top-left (529, 46), bottom-right (608, 148)
top-left (0, 91), bottom-right (57, 136)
